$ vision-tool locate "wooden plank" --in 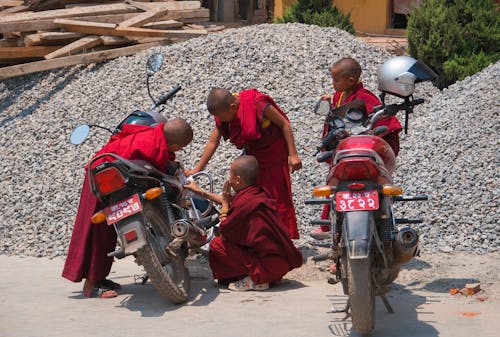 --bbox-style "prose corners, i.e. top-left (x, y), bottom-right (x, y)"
top-left (115, 26), bottom-right (208, 38)
top-left (0, 4), bottom-right (28, 15)
top-left (118, 9), bottom-right (169, 28)
top-left (0, 45), bottom-right (61, 58)
top-left (126, 1), bottom-right (201, 12)
top-left (0, 9), bottom-right (209, 34)
top-left (44, 35), bottom-right (102, 59)
top-left (55, 18), bottom-right (208, 38)
top-left (24, 31), bottom-right (85, 46)
top-left (0, 38), bottom-right (22, 47)
top-left (0, 41), bottom-right (165, 80)
top-left (0, 0), bottom-right (23, 7)
top-left (143, 20), bottom-right (183, 29)
top-left (1, 3), bottom-right (136, 23)
top-left (100, 35), bottom-right (131, 46)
